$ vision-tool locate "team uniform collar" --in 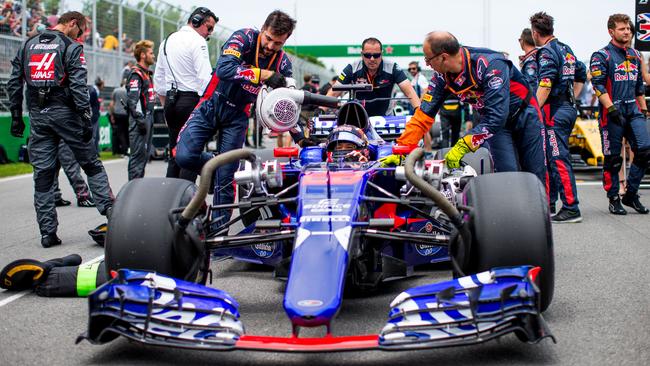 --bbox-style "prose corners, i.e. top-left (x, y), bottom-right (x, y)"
top-left (608, 41), bottom-right (629, 56)
top-left (362, 59), bottom-right (383, 86)
top-left (135, 63), bottom-right (152, 74)
top-left (445, 47), bottom-right (477, 94)
top-left (519, 47), bottom-right (537, 62)
top-left (254, 31), bottom-right (280, 70)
